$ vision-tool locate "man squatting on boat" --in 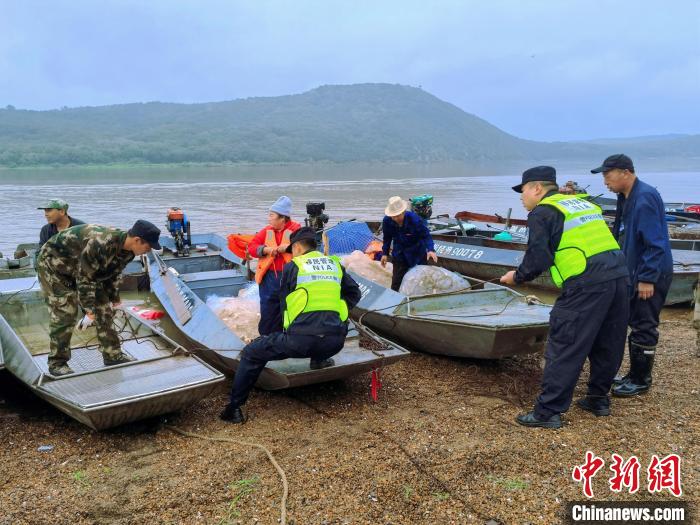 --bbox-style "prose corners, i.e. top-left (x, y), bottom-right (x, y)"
top-left (220, 226), bottom-right (362, 424)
